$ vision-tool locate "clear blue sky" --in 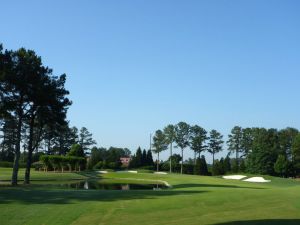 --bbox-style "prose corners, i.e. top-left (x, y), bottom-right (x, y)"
top-left (1, 0), bottom-right (300, 162)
